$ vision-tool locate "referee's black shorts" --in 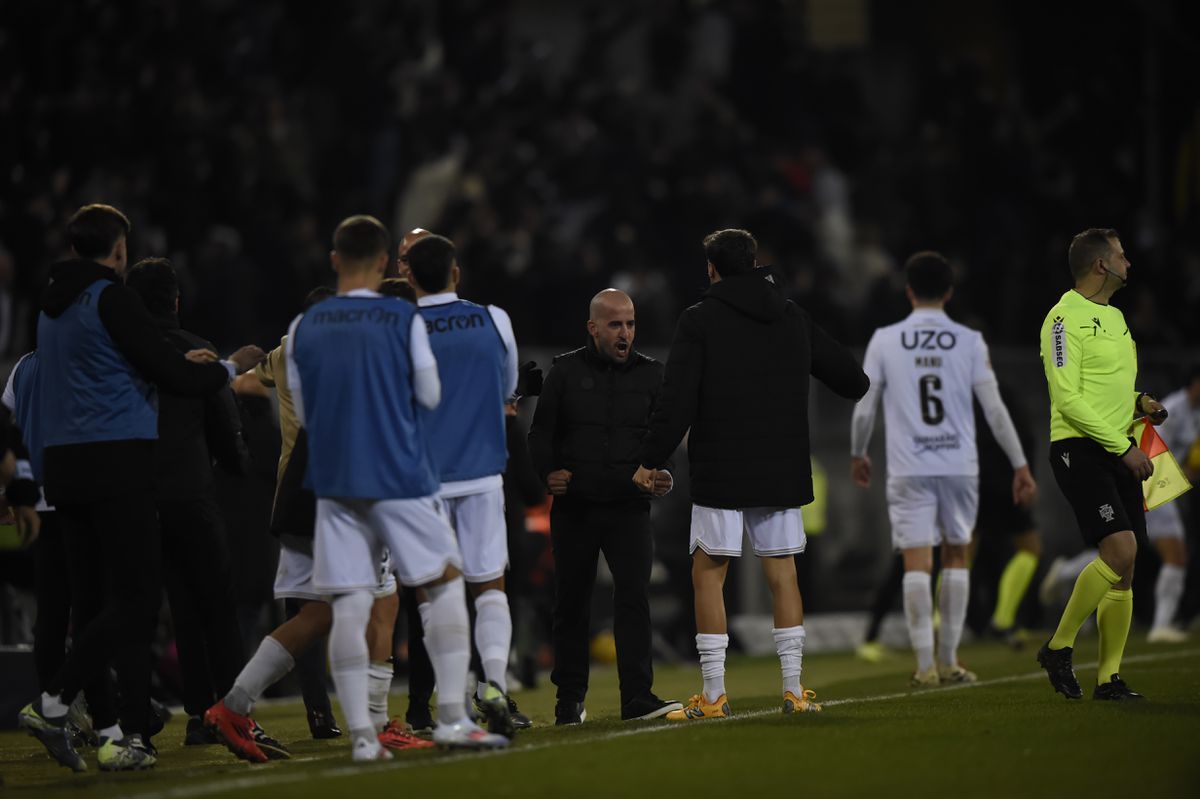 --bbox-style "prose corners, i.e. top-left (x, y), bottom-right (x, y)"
top-left (1049, 437), bottom-right (1146, 546)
